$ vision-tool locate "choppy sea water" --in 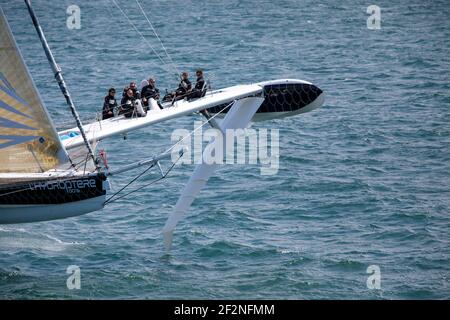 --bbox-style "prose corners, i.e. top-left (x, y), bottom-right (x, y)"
top-left (1, 0), bottom-right (449, 299)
